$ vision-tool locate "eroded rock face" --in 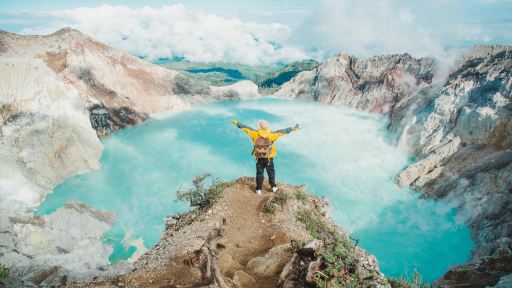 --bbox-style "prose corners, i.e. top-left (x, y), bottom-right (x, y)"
top-left (0, 201), bottom-right (132, 287)
top-left (246, 244), bottom-right (293, 277)
top-left (274, 52), bottom-right (435, 114)
top-left (0, 28), bottom-right (259, 216)
top-left (274, 45), bottom-right (512, 287)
